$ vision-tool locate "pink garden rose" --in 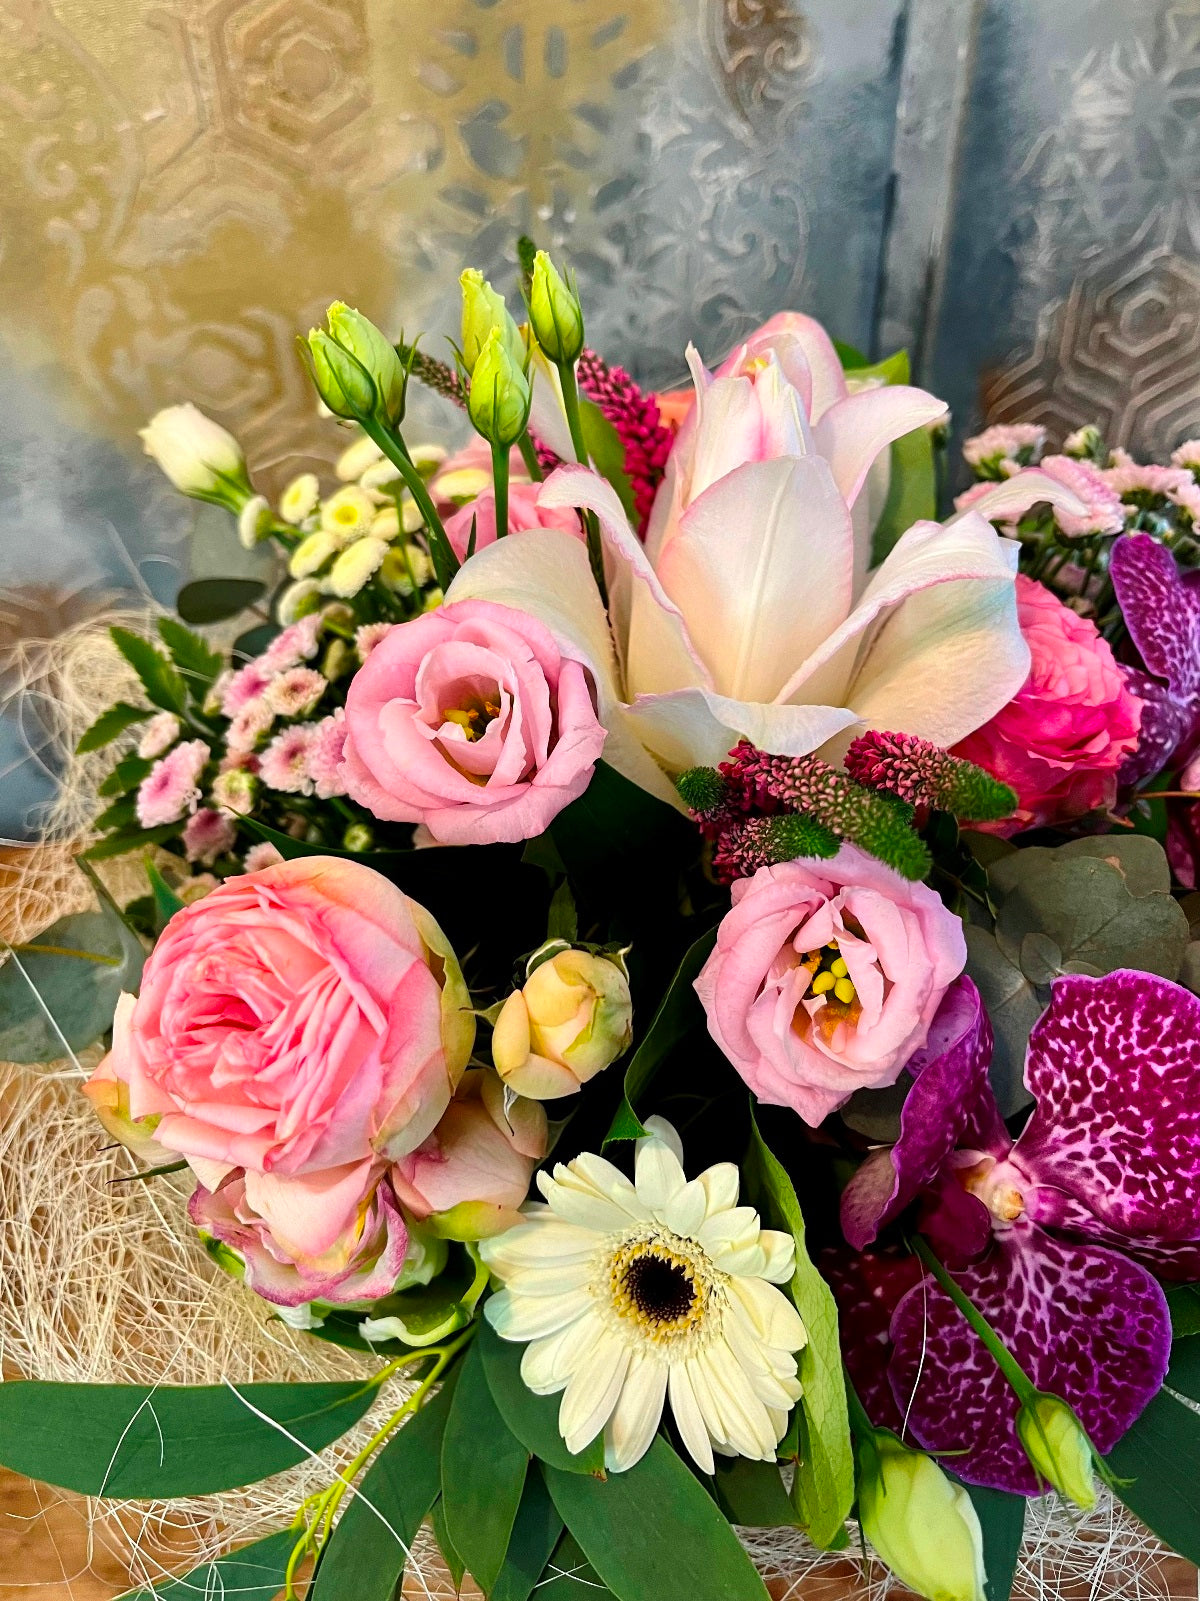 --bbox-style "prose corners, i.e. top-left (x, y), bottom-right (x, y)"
top-left (189, 1161), bottom-right (409, 1308)
top-left (88, 857), bottom-right (476, 1187)
top-left (444, 481), bottom-right (580, 562)
top-left (695, 847), bottom-right (967, 1127)
top-left (391, 1069), bottom-right (548, 1239)
top-left (951, 575), bottom-right (1142, 833)
top-left (341, 598), bottom-right (607, 845)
